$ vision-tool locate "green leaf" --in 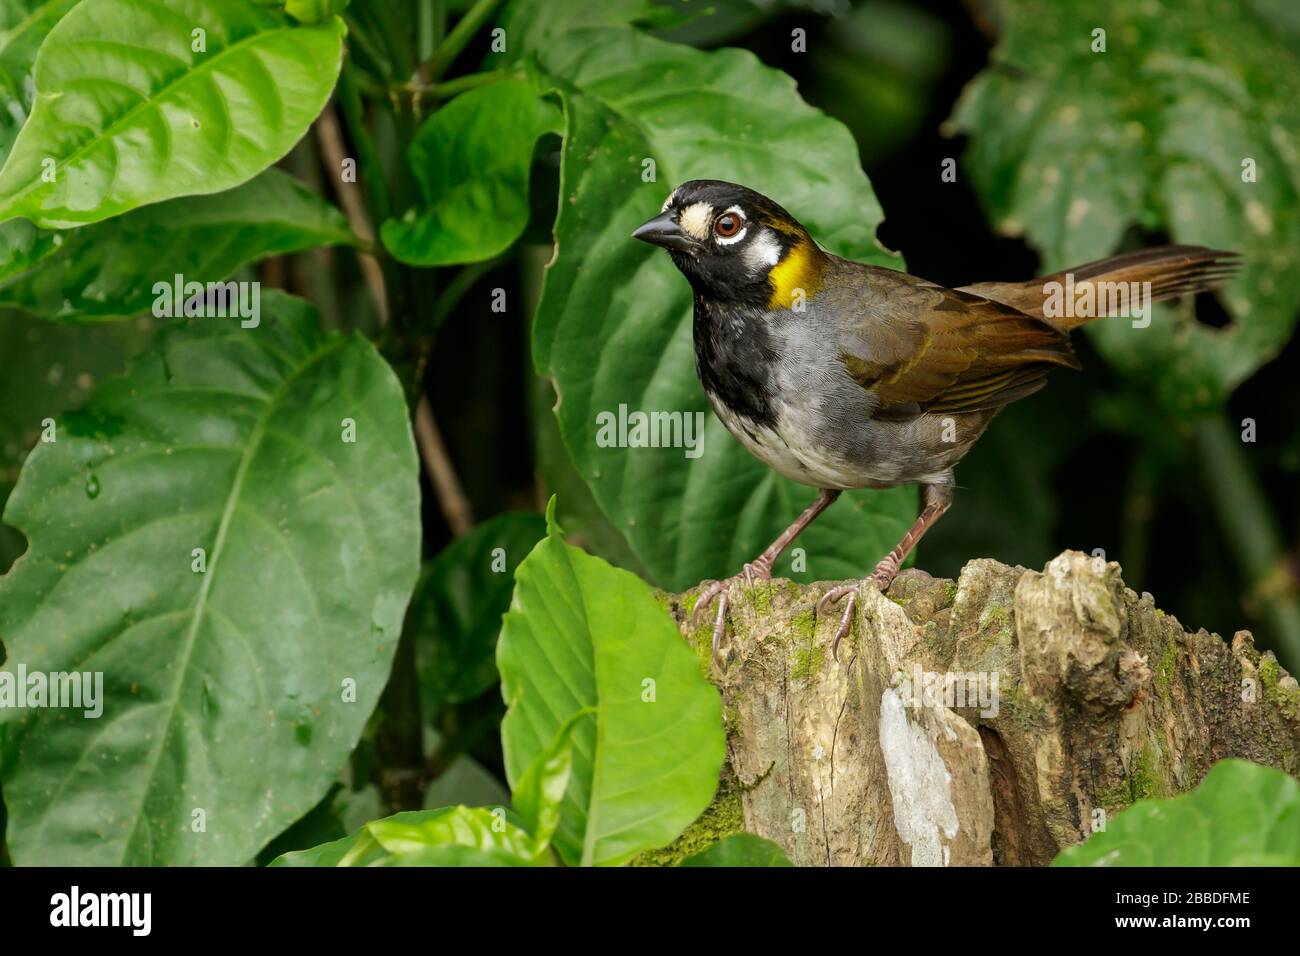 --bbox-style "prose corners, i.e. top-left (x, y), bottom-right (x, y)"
top-left (367, 805), bottom-right (536, 859)
top-left (511, 708), bottom-right (589, 853)
top-left (0, 1), bottom-right (83, 311)
top-left (495, 0), bottom-right (678, 66)
top-left (680, 832), bottom-right (793, 867)
top-left (422, 754), bottom-right (510, 811)
top-left (270, 824), bottom-right (377, 867)
top-left (413, 511), bottom-right (546, 713)
top-left (0, 169), bottom-right (354, 320)
top-left (286, 0), bottom-right (347, 25)
top-left (529, 25), bottom-right (914, 590)
top-left (0, 309), bottom-right (151, 570)
top-left (0, 292), bottom-right (421, 865)
top-left (0, 0), bottom-right (82, 165)
top-left (381, 80), bottom-right (561, 266)
top-left (271, 806), bottom-right (540, 867)
top-left (1054, 760), bottom-right (1300, 866)
top-left (376, 844), bottom-right (533, 866)
top-left (951, 0), bottom-right (1300, 414)
top-left (0, 0), bottom-right (346, 228)
top-left (497, 499), bottom-right (726, 866)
